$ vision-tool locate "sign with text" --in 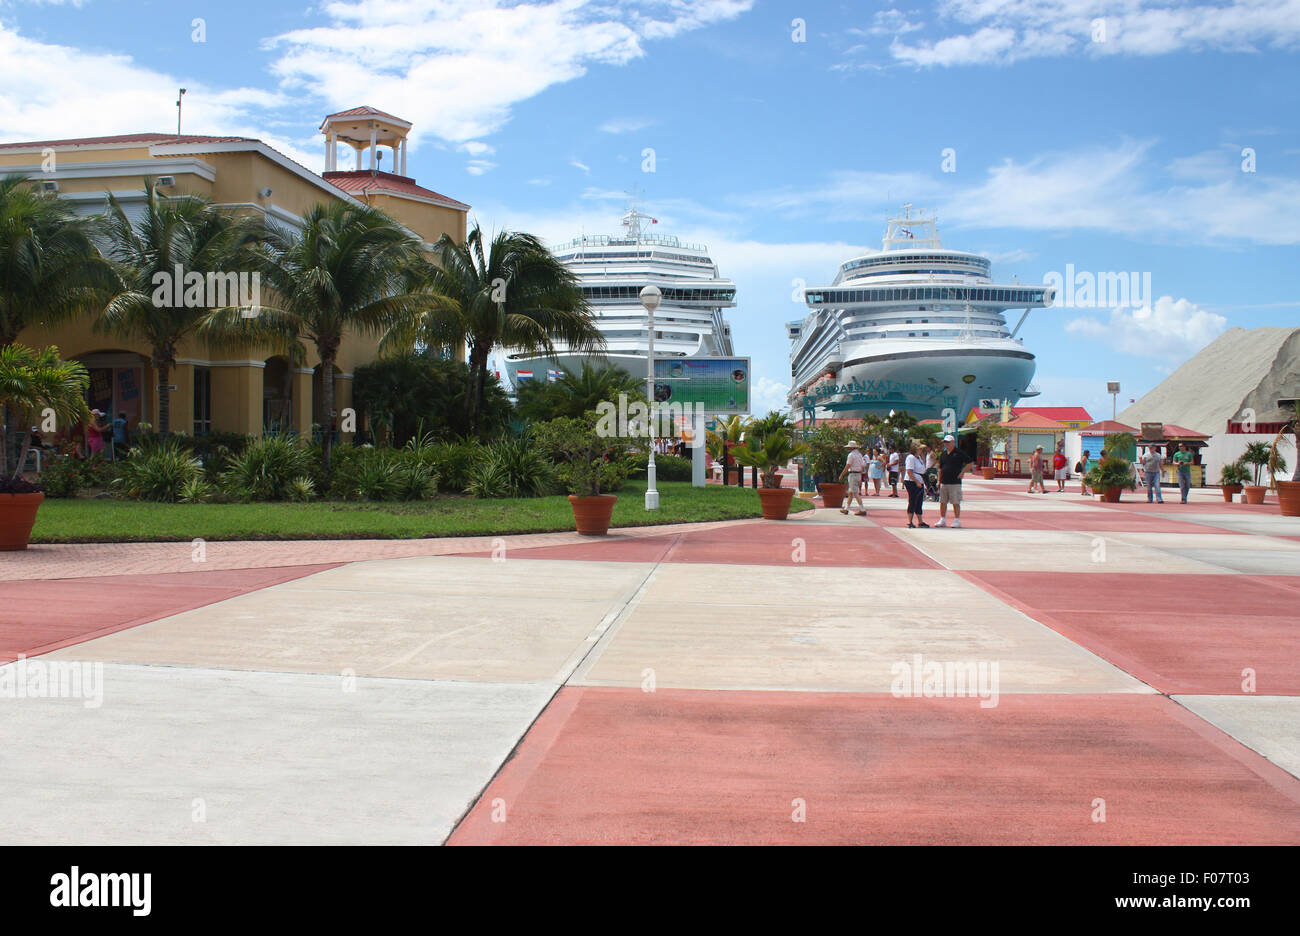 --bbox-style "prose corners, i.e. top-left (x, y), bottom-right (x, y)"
top-left (653, 357), bottom-right (750, 415)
